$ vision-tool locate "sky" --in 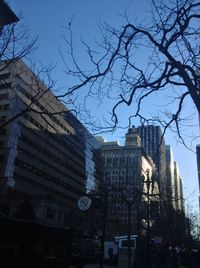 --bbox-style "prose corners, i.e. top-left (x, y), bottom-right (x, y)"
top-left (8, 0), bottom-right (200, 213)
